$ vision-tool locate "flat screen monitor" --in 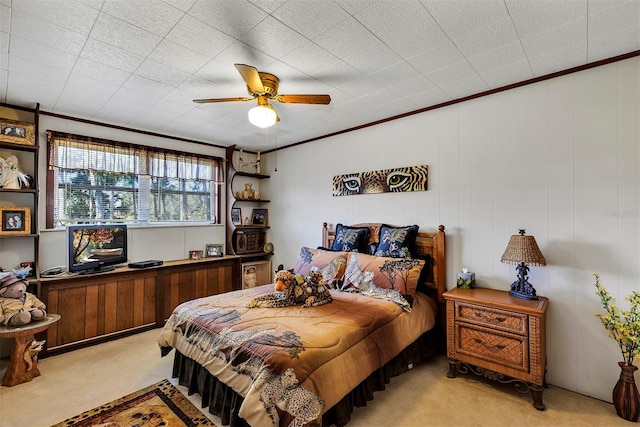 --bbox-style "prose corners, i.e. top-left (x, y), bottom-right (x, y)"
top-left (67, 224), bottom-right (128, 275)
